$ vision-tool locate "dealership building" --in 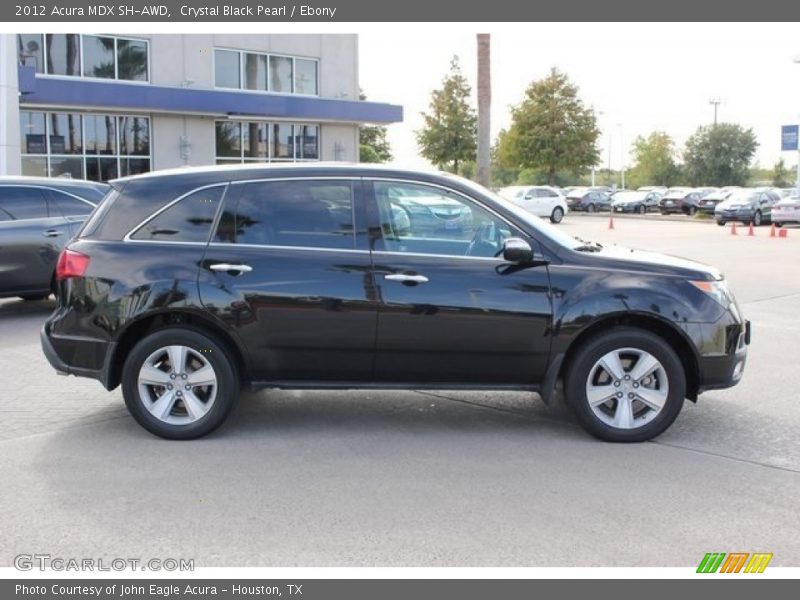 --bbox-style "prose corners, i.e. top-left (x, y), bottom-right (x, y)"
top-left (0, 33), bottom-right (402, 180)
